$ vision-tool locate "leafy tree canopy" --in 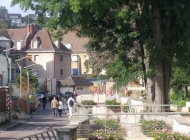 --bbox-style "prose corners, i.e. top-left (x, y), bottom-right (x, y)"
top-left (0, 6), bottom-right (8, 16)
top-left (15, 70), bottom-right (38, 95)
